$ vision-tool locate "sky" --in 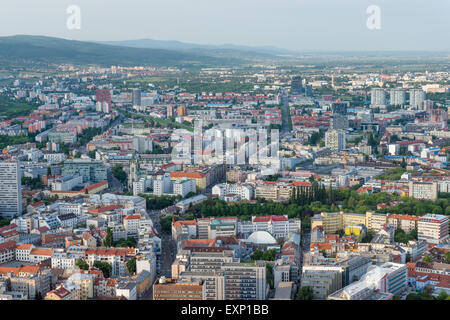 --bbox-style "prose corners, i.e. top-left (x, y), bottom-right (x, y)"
top-left (0, 0), bottom-right (448, 51)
